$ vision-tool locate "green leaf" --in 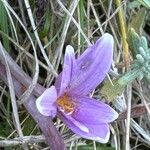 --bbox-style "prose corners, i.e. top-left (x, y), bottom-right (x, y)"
top-left (128, 8), bottom-right (146, 34)
top-left (128, 28), bottom-right (149, 58)
top-left (128, 28), bottom-right (141, 58)
top-left (137, 0), bottom-right (150, 8)
top-left (79, 0), bottom-right (86, 52)
top-left (0, 0), bottom-right (10, 51)
top-left (101, 68), bottom-right (143, 102)
top-left (128, 1), bottom-right (142, 9)
top-left (145, 73), bottom-right (150, 82)
top-left (100, 79), bottom-right (125, 102)
top-left (140, 36), bottom-right (148, 50)
top-left (38, 8), bottom-right (51, 38)
top-left (118, 68), bottom-right (143, 85)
